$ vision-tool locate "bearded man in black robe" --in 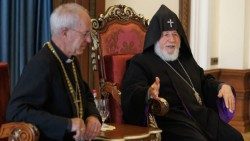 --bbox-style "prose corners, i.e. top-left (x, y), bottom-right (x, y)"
top-left (6, 3), bottom-right (101, 141)
top-left (121, 5), bottom-right (243, 141)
